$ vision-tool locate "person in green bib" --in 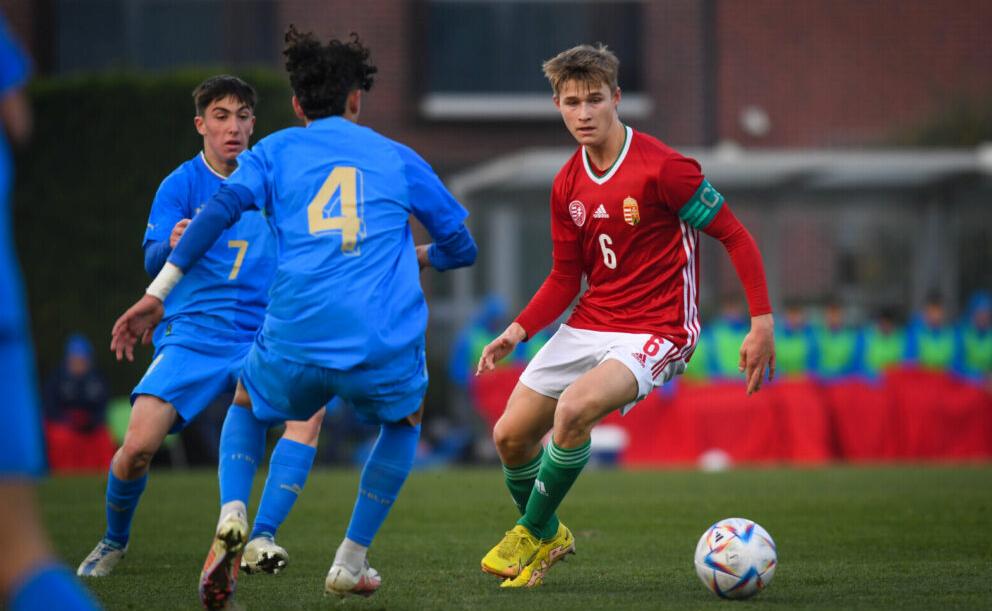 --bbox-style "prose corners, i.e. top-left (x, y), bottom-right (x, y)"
top-left (705, 298), bottom-right (751, 380)
top-left (954, 291), bottom-right (991, 382)
top-left (775, 302), bottom-right (817, 378)
top-left (906, 293), bottom-right (955, 371)
top-left (814, 299), bottom-right (865, 380)
top-left (864, 307), bottom-right (908, 377)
